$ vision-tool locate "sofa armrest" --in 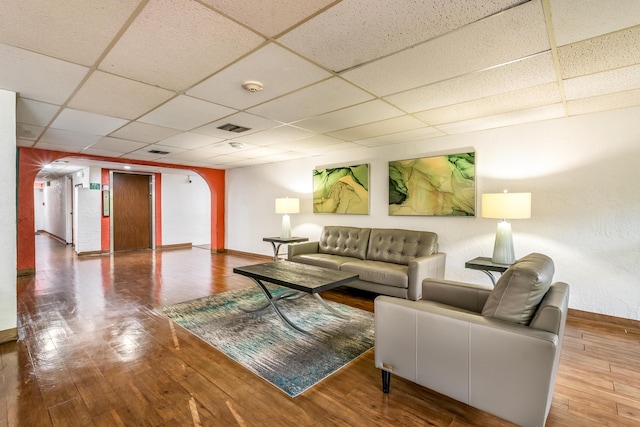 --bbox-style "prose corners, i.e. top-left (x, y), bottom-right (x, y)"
top-left (287, 241), bottom-right (319, 260)
top-left (422, 279), bottom-right (492, 313)
top-left (407, 252), bottom-right (446, 300)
